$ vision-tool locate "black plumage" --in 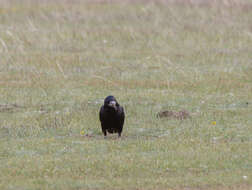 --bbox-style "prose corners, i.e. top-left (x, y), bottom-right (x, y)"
top-left (99, 96), bottom-right (125, 138)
